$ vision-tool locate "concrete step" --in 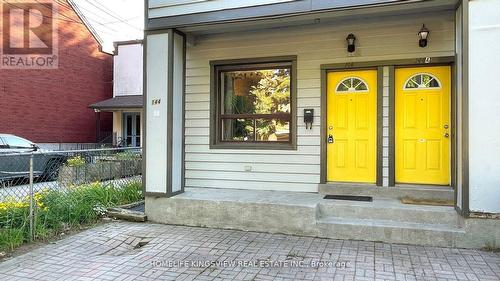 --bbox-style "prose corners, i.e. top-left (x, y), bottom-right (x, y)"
top-left (319, 183), bottom-right (454, 201)
top-left (317, 216), bottom-right (465, 247)
top-left (318, 198), bottom-right (462, 226)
